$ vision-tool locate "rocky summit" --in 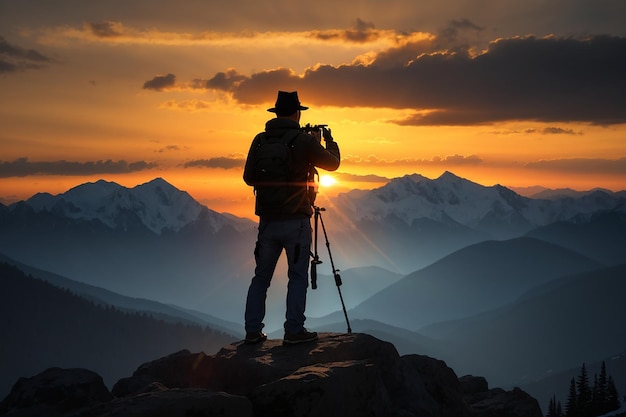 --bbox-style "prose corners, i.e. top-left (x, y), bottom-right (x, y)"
top-left (0, 333), bottom-right (542, 417)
